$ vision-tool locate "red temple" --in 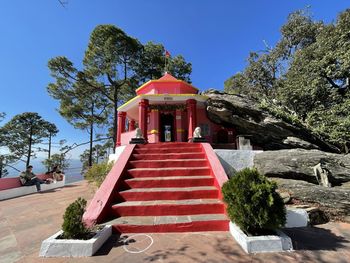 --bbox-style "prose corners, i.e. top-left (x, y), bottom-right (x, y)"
top-left (116, 73), bottom-right (236, 146)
